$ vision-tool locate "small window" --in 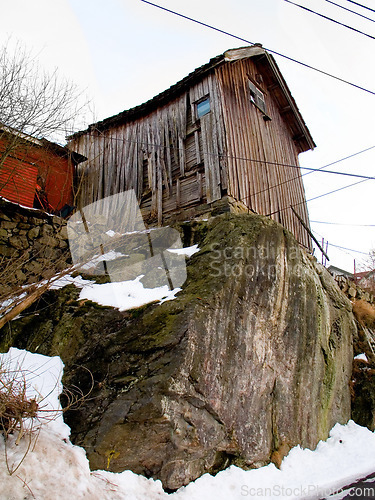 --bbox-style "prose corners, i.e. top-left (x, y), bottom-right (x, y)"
top-left (196, 97), bottom-right (210, 118)
top-left (248, 80), bottom-right (267, 115)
